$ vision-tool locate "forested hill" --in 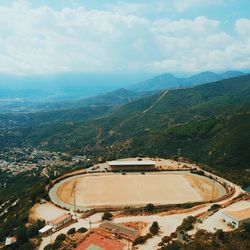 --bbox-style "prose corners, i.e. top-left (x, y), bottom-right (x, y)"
top-left (4, 75), bottom-right (250, 183)
top-left (131, 70), bottom-right (245, 91)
